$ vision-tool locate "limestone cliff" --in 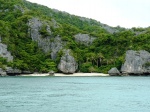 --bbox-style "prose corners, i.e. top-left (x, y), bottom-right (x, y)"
top-left (58, 49), bottom-right (78, 74)
top-left (74, 33), bottom-right (96, 46)
top-left (28, 18), bottom-right (52, 52)
top-left (0, 37), bottom-right (13, 62)
top-left (121, 50), bottom-right (150, 75)
top-left (28, 18), bottom-right (65, 59)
